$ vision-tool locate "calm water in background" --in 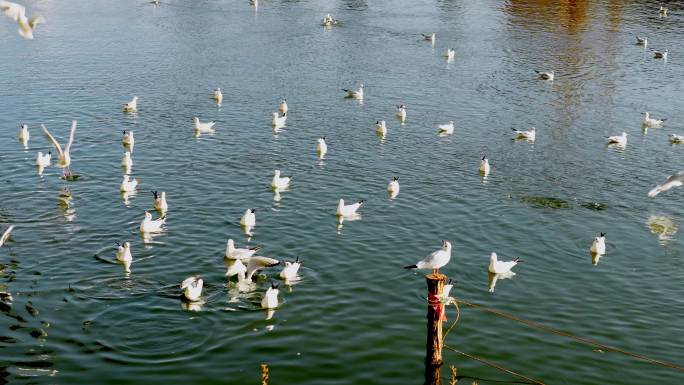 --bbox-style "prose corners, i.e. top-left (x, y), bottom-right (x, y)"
top-left (1, 0), bottom-right (683, 383)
